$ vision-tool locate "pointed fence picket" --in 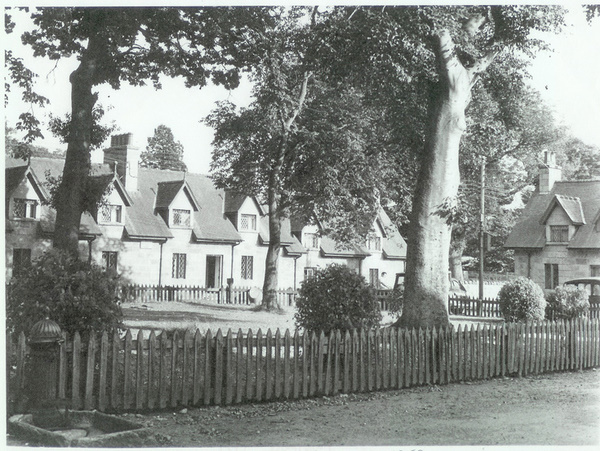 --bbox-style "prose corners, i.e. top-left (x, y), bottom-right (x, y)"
top-left (6, 318), bottom-right (600, 415)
